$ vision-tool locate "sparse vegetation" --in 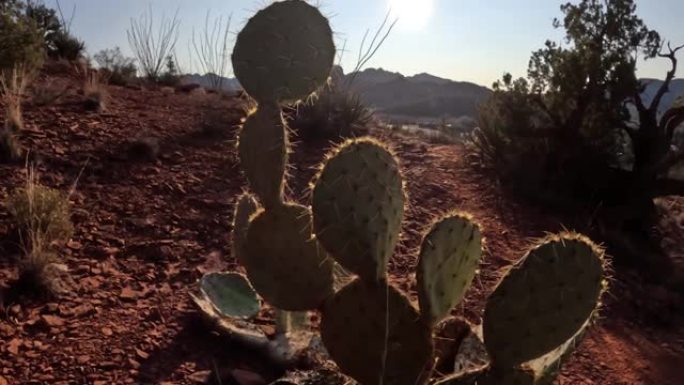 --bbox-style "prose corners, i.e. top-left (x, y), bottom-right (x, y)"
top-left (93, 46), bottom-right (137, 86)
top-left (25, 0), bottom-right (85, 60)
top-left (75, 62), bottom-right (108, 112)
top-left (1, 65), bottom-right (33, 131)
top-left (0, 127), bottom-right (23, 162)
top-left (31, 77), bottom-right (69, 106)
top-left (127, 7), bottom-right (180, 82)
top-left (191, 11), bottom-right (232, 91)
top-left (6, 167), bottom-right (73, 295)
top-left (285, 82), bottom-right (372, 141)
top-left (127, 136), bottom-right (160, 161)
